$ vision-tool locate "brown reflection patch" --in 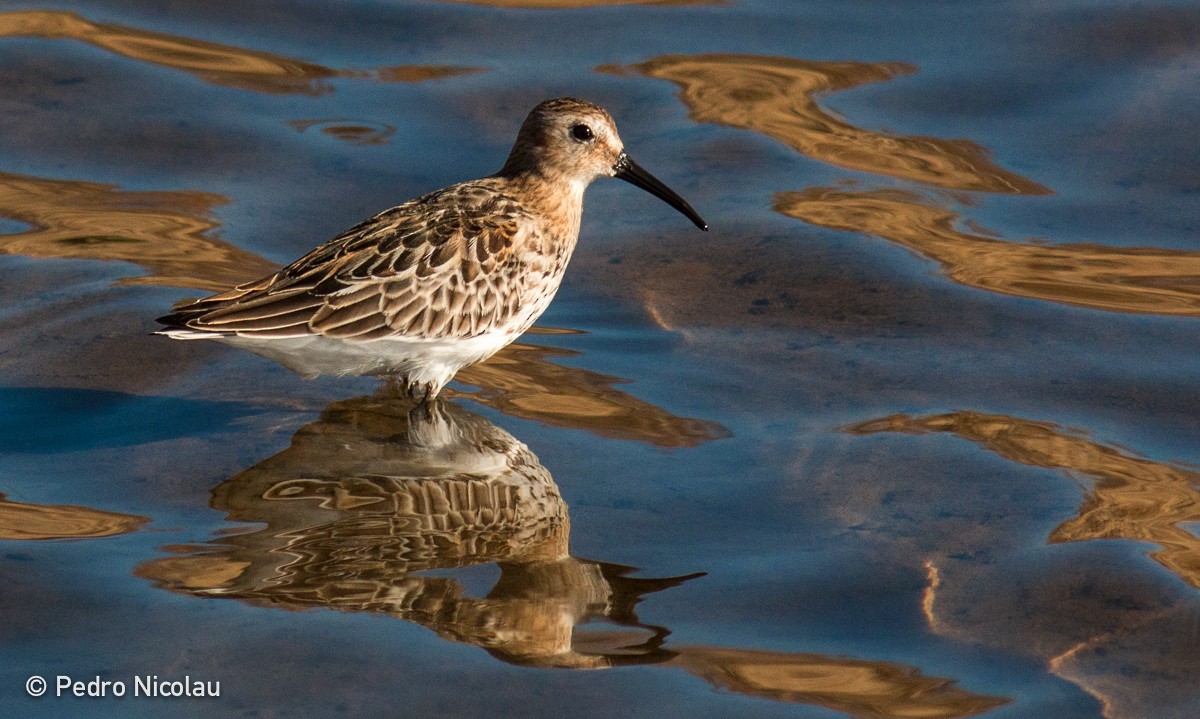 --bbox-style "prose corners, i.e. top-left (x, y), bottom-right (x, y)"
top-left (778, 187), bottom-right (1200, 316)
top-left (0, 492), bottom-right (147, 539)
top-left (604, 54), bottom-right (1049, 194)
top-left (672, 646), bottom-right (1008, 719)
top-left (0, 170), bottom-right (277, 291)
top-left (0, 10), bottom-right (479, 95)
top-left (141, 555), bottom-right (250, 590)
top-left (848, 411), bottom-right (1200, 590)
top-left (452, 341), bottom-right (727, 447)
top-left (288, 118), bottom-right (396, 146)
